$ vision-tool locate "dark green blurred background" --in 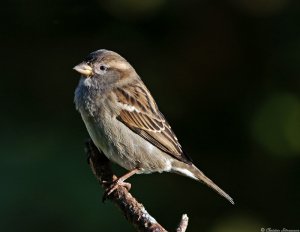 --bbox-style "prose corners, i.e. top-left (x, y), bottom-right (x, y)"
top-left (1, 0), bottom-right (299, 231)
